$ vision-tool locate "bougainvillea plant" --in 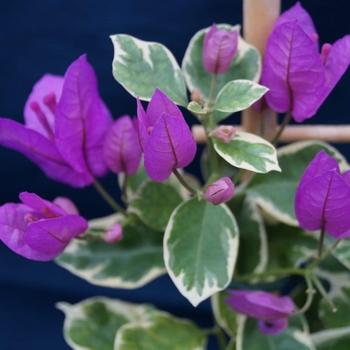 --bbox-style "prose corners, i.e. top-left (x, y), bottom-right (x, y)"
top-left (1, 2), bottom-right (350, 349)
